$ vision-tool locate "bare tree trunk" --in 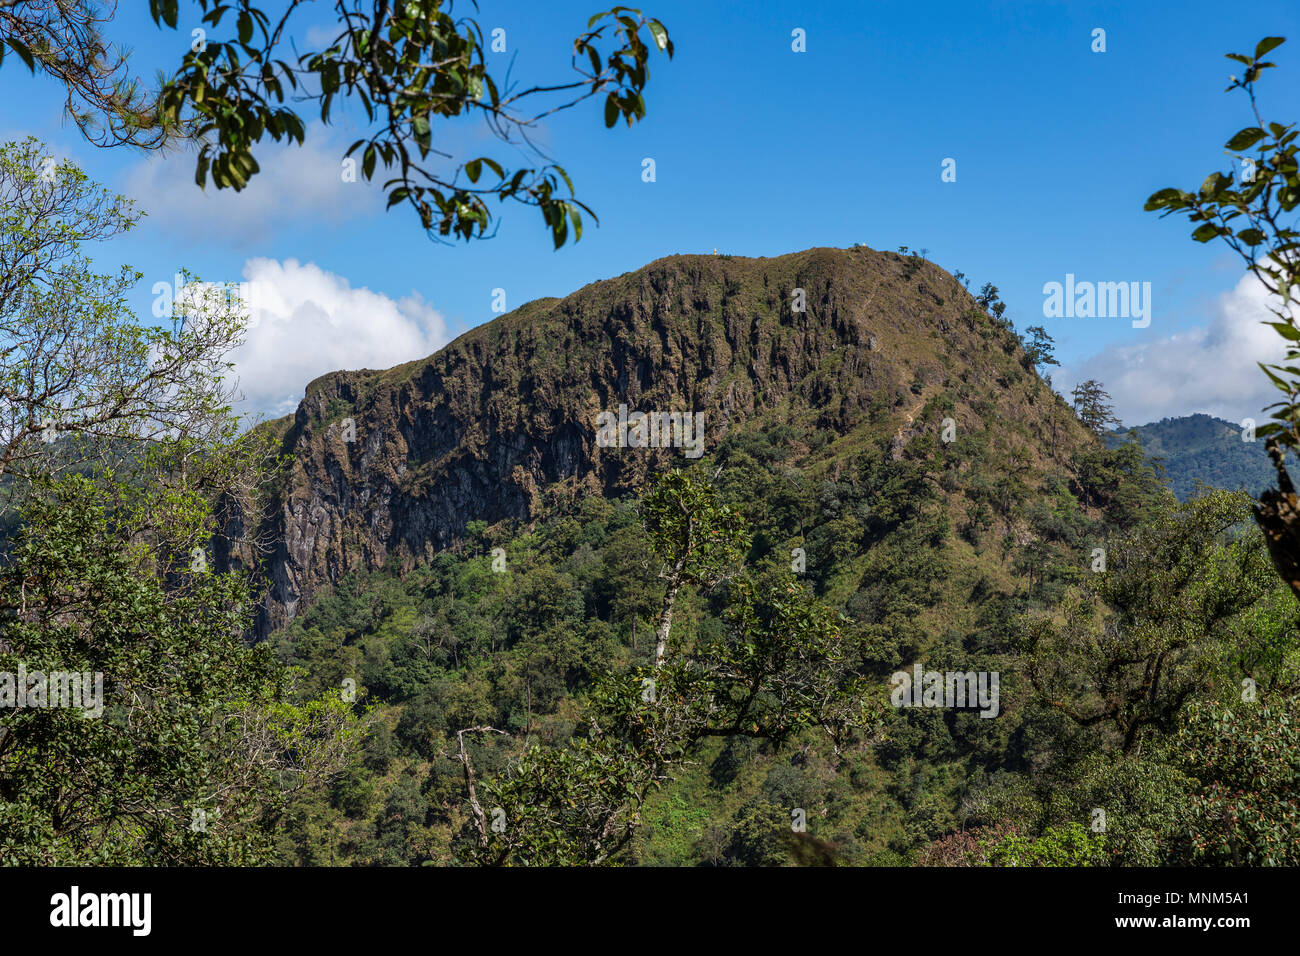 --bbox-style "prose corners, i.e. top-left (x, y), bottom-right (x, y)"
top-left (654, 558), bottom-right (685, 669)
top-left (452, 725), bottom-right (505, 848)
